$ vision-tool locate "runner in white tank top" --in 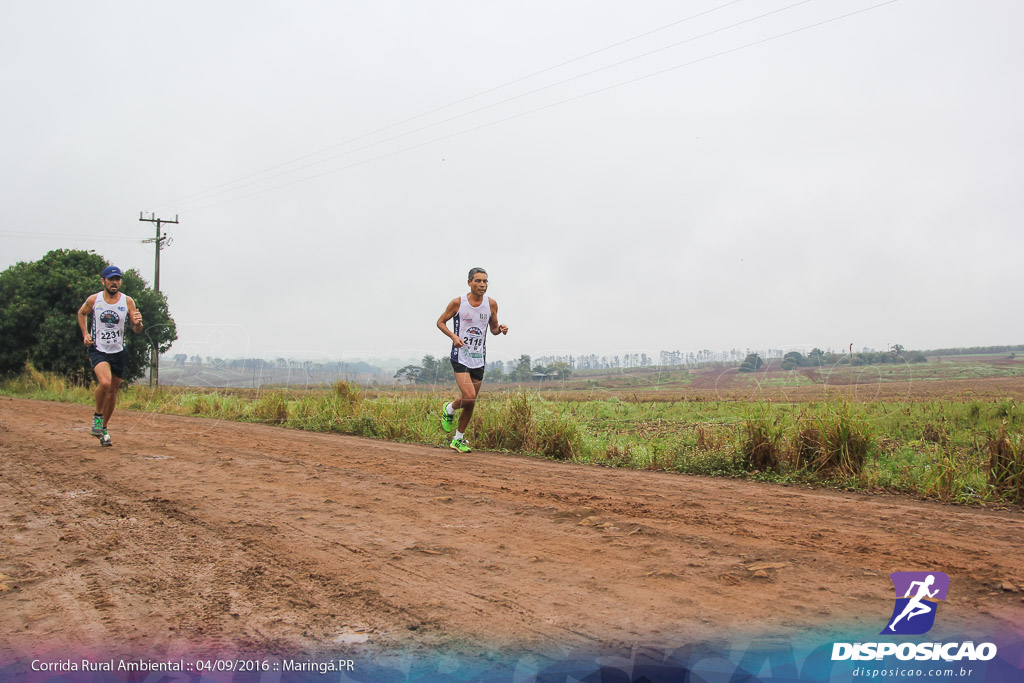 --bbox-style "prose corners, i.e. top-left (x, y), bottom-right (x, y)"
top-left (77, 265), bottom-right (144, 447)
top-left (450, 293), bottom-right (490, 369)
top-left (91, 290), bottom-right (128, 354)
top-left (435, 268), bottom-right (509, 453)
